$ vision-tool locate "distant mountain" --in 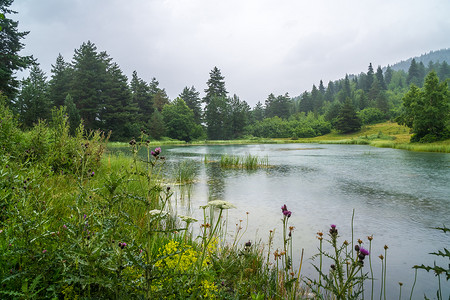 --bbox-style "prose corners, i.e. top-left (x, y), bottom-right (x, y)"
top-left (384, 48), bottom-right (450, 72)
